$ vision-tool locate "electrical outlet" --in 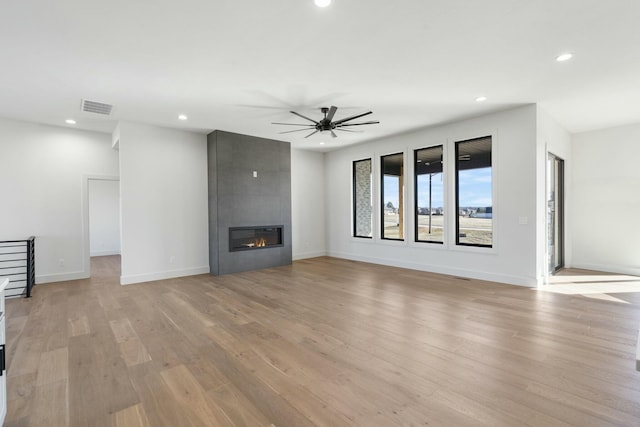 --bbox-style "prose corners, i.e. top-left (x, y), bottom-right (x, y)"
top-left (169, 255), bottom-right (175, 264)
top-left (58, 258), bottom-right (65, 267)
